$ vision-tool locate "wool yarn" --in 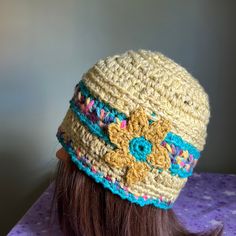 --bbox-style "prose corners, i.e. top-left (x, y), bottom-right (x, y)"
top-left (56, 49), bottom-right (210, 209)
